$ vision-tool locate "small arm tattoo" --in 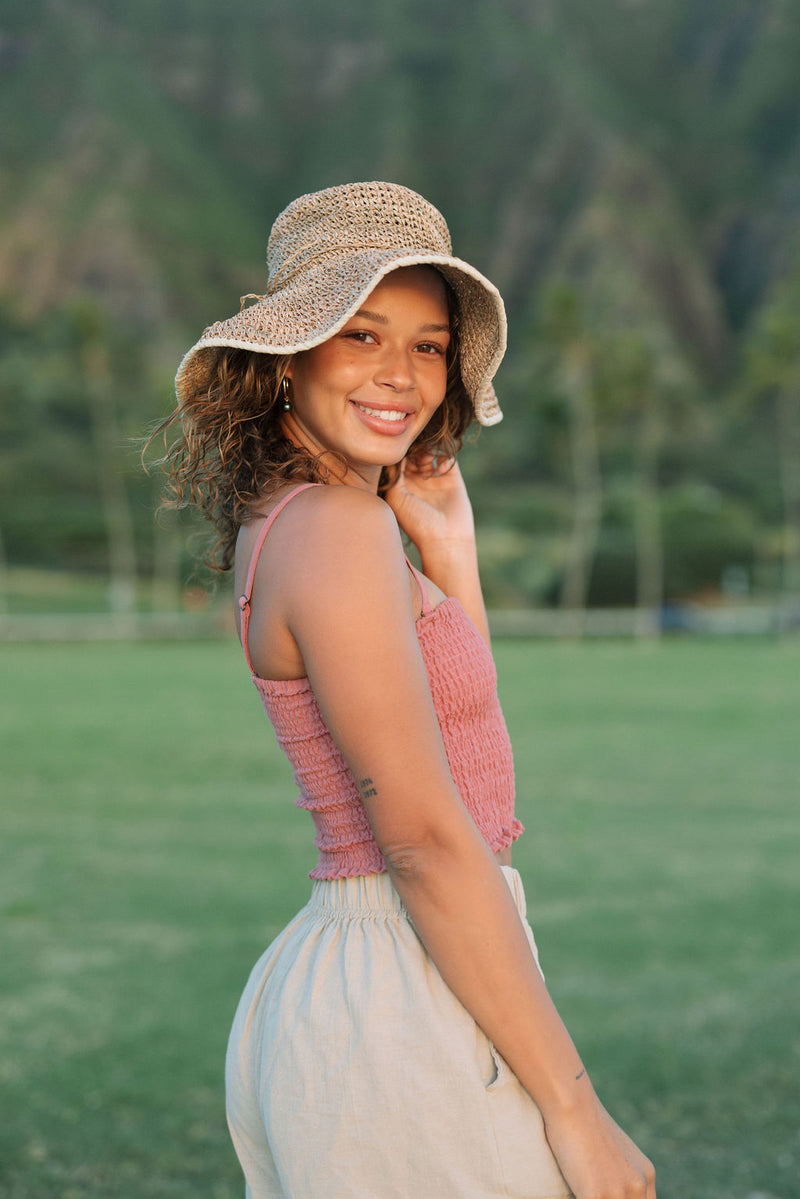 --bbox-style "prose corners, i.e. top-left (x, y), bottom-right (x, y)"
top-left (575, 1069), bottom-right (586, 1081)
top-left (358, 776), bottom-right (378, 800)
